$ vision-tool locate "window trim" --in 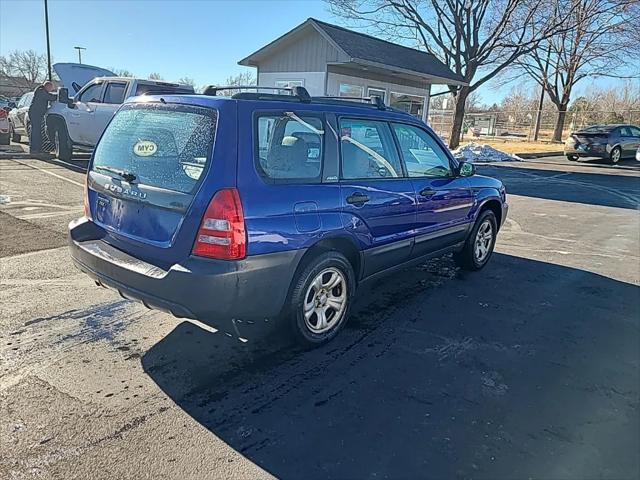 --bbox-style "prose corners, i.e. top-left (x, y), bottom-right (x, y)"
top-left (102, 81), bottom-right (128, 105)
top-left (390, 120), bottom-right (458, 179)
top-left (367, 87), bottom-right (387, 104)
top-left (337, 115), bottom-right (407, 181)
top-left (252, 110), bottom-right (327, 185)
